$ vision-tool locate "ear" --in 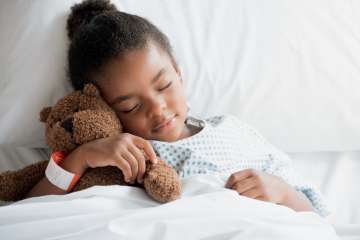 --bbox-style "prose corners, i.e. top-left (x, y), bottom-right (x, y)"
top-left (39, 107), bottom-right (52, 123)
top-left (83, 83), bottom-right (100, 97)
